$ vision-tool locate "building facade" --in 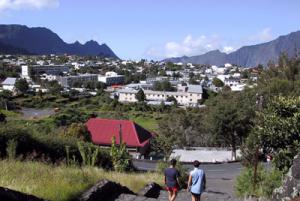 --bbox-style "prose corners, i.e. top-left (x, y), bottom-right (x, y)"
top-left (117, 85), bottom-right (203, 106)
top-left (57, 74), bottom-right (98, 88)
top-left (98, 71), bottom-right (125, 86)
